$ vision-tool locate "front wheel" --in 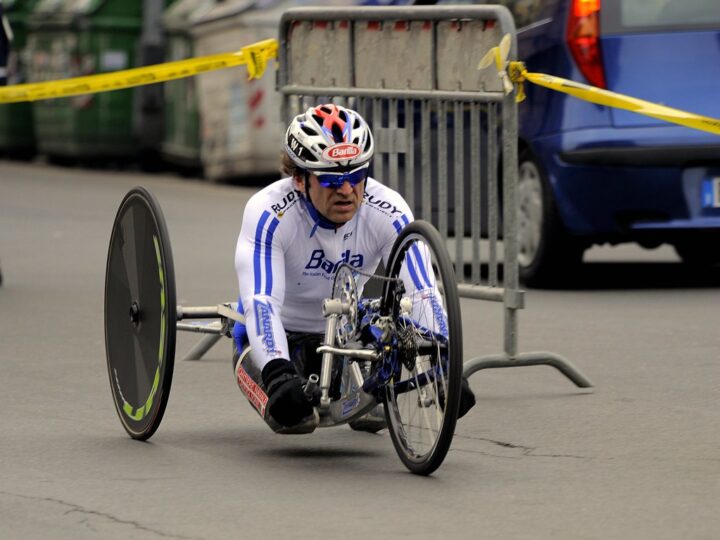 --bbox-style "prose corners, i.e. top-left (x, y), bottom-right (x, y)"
top-left (381, 220), bottom-right (463, 475)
